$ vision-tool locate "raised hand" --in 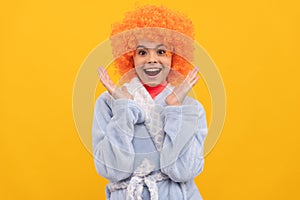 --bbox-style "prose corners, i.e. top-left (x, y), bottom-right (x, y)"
top-left (97, 66), bottom-right (133, 100)
top-left (165, 66), bottom-right (200, 106)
